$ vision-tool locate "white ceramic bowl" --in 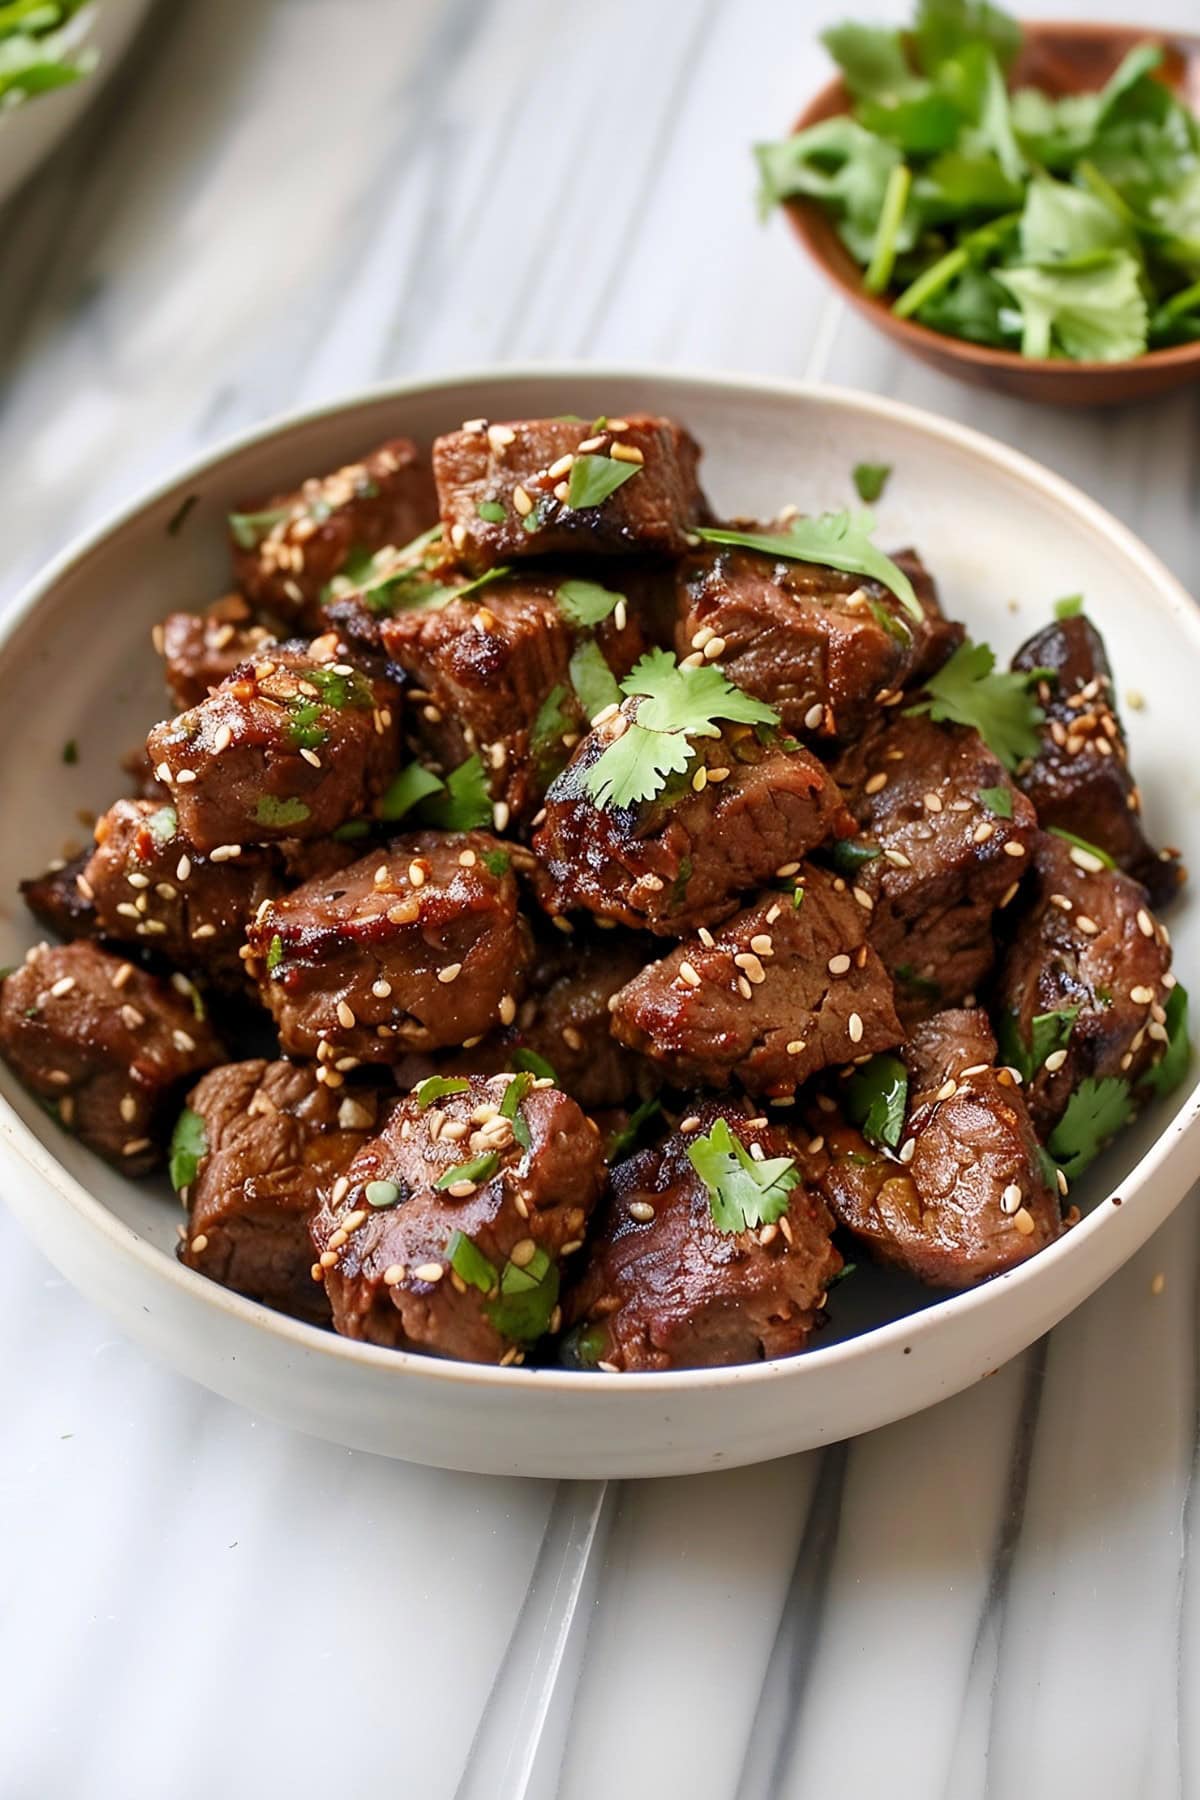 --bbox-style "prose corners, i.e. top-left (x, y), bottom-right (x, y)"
top-left (1, 368), bottom-right (1197, 1479)
top-left (0, 0), bottom-right (155, 212)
